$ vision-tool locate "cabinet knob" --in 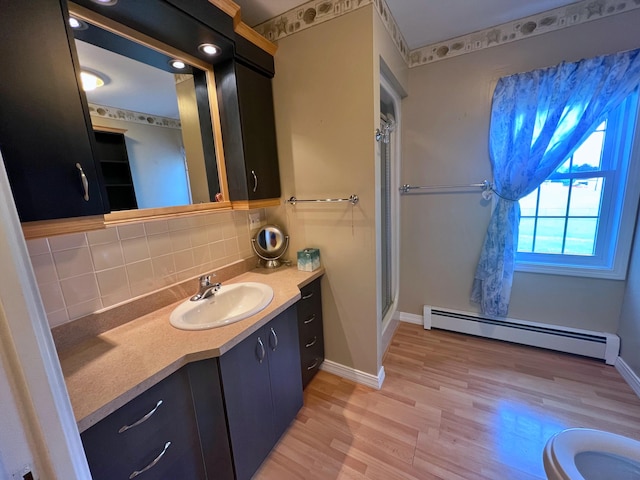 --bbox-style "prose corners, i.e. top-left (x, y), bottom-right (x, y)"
top-left (75, 163), bottom-right (89, 201)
